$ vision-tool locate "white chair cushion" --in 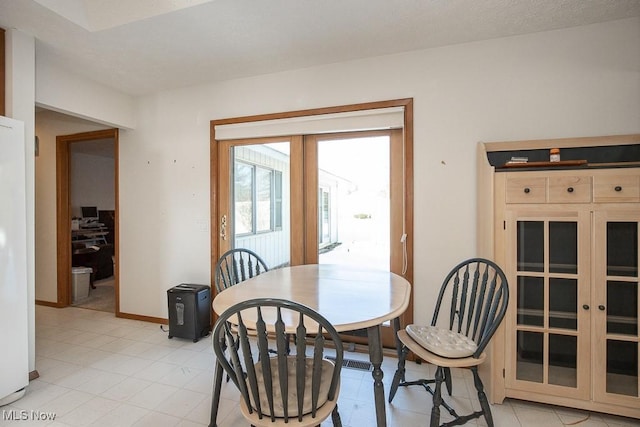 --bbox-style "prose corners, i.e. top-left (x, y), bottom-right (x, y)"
top-left (406, 325), bottom-right (477, 358)
top-left (253, 356), bottom-right (334, 417)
